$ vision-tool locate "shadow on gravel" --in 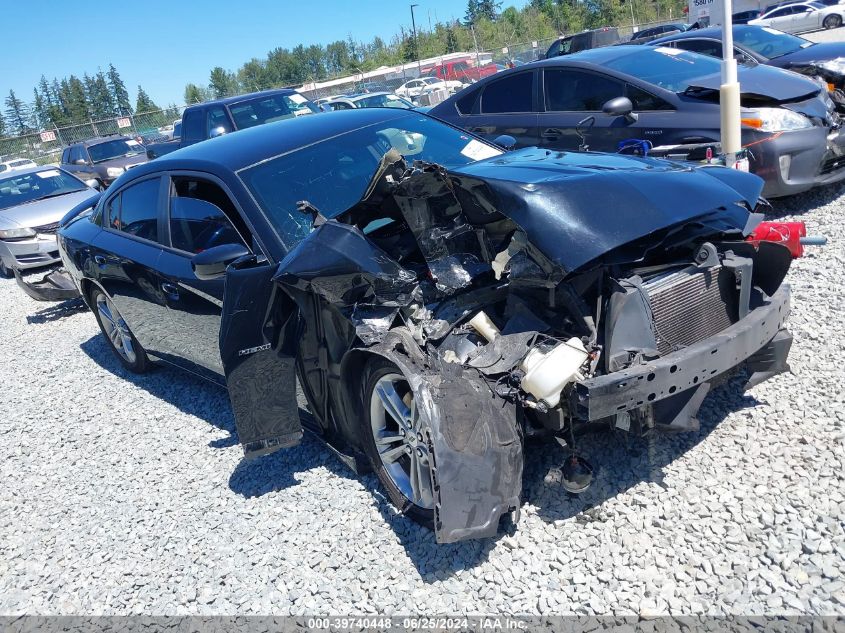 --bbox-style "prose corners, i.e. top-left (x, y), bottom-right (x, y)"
top-left (26, 297), bottom-right (87, 324)
top-left (523, 373), bottom-right (761, 527)
top-left (79, 333), bottom-right (764, 579)
top-left (767, 182), bottom-right (845, 218)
